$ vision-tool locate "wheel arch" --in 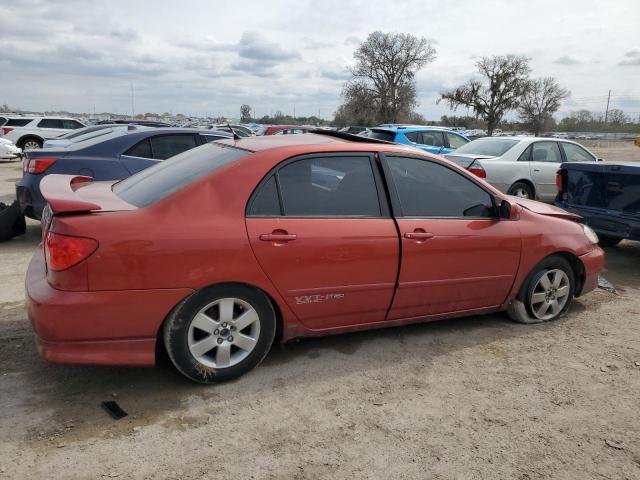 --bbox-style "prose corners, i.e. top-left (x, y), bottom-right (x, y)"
top-left (155, 281), bottom-right (285, 362)
top-left (18, 135), bottom-right (44, 148)
top-left (515, 251), bottom-right (585, 302)
top-left (508, 178), bottom-right (536, 198)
